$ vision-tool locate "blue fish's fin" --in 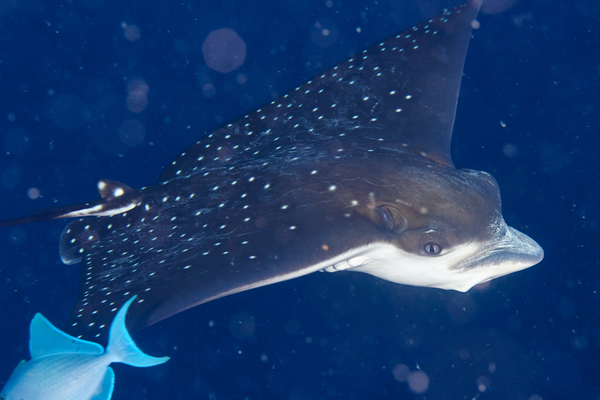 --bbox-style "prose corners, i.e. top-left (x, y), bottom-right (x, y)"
top-left (29, 313), bottom-right (103, 359)
top-left (90, 367), bottom-right (115, 400)
top-left (106, 296), bottom-right (170, 367)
